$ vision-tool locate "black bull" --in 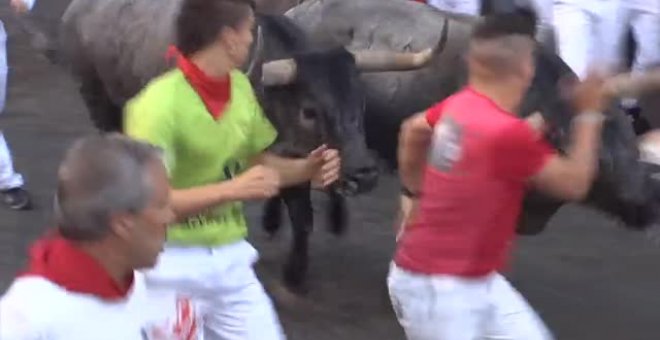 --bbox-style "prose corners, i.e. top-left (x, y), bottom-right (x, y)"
top-left (278, 0), bottom-right (660, 285)
top-left (53, 0), bottom-right (660, 292)
top-left (54, 0), bottom-right (438, 291)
